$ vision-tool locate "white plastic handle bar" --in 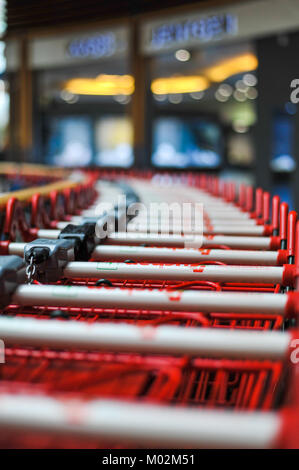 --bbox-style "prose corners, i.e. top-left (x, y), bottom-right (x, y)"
top-left (131, 214), bottom-right (255, 223)
top-left (4, 243), bottom-right (283, 270)
top-left (107, 233), bottom-right (274, 250)
top-left (55, 209), bottom-right (254, 230)
top-left (136, 211), bottom-right (254, 222)
top-left (61, 202), bottom-right (253, 221)
top-left (0, 316), bottom-right (291, 359)
top-left (11, 285), bottom-right (288, 315)
top-left (0, 394), bottom-right (281, 448)
top-left (127, 223), bottom-right (265, 236)
top-left (92, 245), bottom-right (279, 266)
top-left (64, 262), bottom-right (284, 285)
top-left (36, 230), bottom-right (274, 250)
